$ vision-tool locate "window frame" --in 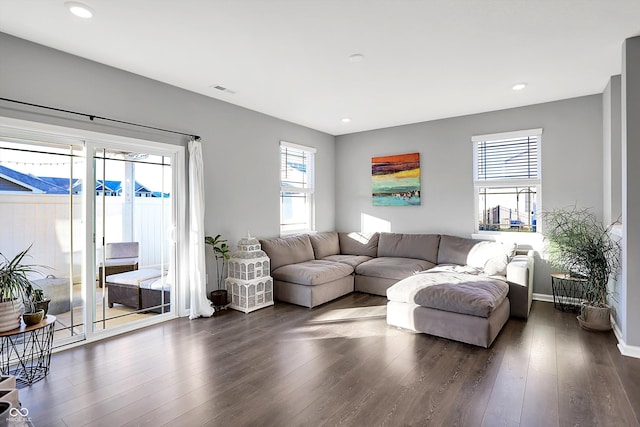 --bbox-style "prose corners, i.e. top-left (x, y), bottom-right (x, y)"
top-left (472, 128), bottom-right (542, 234)
top-left (279, 140), bottom-right (316, 235)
